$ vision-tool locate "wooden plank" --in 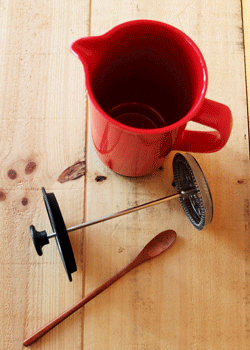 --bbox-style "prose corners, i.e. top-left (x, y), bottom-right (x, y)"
top-left (243, 0), bottom-right (250, 127)
top-left (83, 0), bottom-right (250, 349)
top-left (242, 0), bottom-right (250, 343)
top-left (0, 0), bottom-right (249, 349)
top-left (0, 1), bottom-right (89, 349)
